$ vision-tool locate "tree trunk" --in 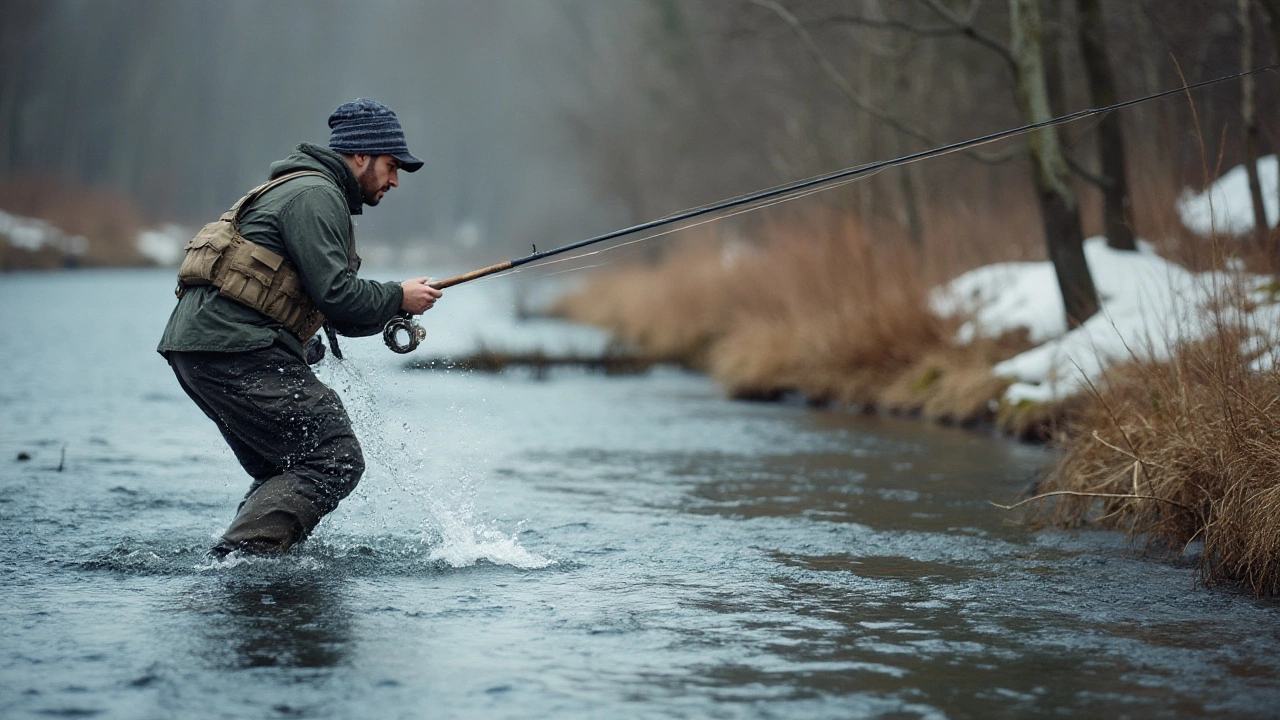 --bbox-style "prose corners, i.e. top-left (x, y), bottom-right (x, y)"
top-left (1241, 0), bottom-right (1271, 253)
top-left (1256, 0), bottom-right (1280, 262)
top-left (1009, 0), bottom-right (1100, 328)
top-left (1077, 0), bottom-right (1137, 251)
